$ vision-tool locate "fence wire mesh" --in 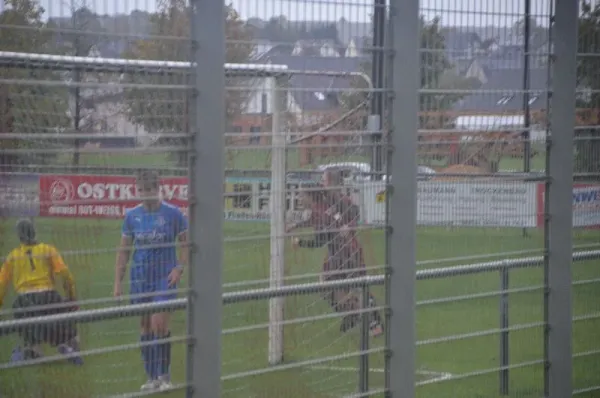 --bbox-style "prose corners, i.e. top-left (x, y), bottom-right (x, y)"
top-left (0, 0), bottom-right (191, 397)
top-left (415, 1), bottom-right (551, 397)
top-left (574, 1), bottom-right (600, 396)
top-left (221, 1), bottom-right (387, 397)
top-left (0, 0), bottom-right (599, 397)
